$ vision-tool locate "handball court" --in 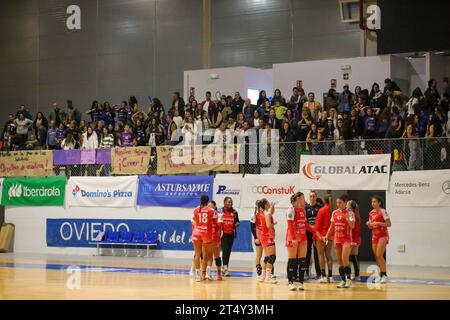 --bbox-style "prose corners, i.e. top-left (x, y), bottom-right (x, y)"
top-left (0, 253), bottom-right (449, 300)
